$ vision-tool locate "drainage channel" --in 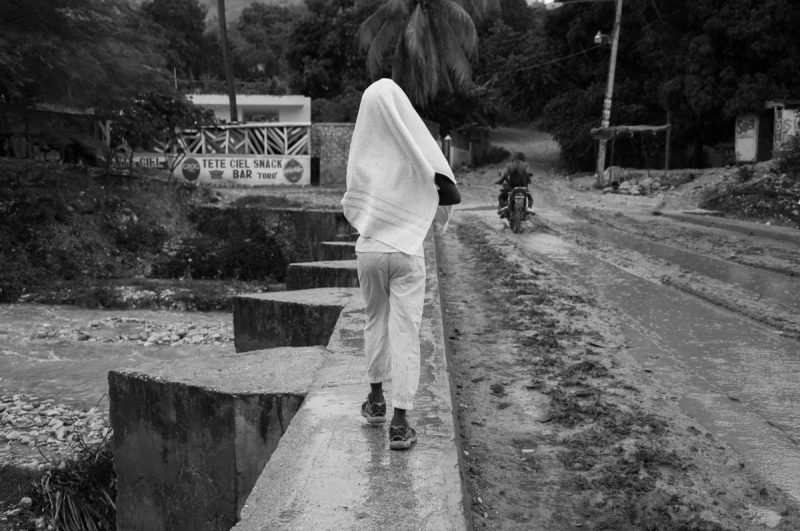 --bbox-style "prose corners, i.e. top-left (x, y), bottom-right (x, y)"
top-left (516, 229), bottom-right (800, 501)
